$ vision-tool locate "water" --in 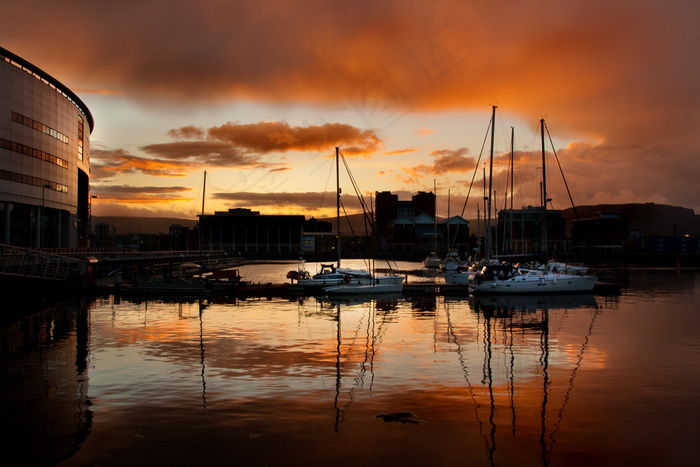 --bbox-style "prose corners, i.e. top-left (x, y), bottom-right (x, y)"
top-left (2, 265), bottom-right (699, 466)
